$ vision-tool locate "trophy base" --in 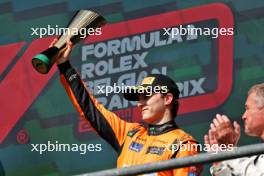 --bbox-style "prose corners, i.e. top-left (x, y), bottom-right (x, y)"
top-left (32, 54), bottom-right (51, 74)
top-left (32, 47), bottom-right (59, 74)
